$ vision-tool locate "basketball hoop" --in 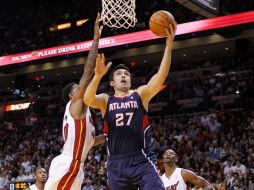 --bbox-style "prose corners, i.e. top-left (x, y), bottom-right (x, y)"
top-left (100, 0), bottom-right (137, 29)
